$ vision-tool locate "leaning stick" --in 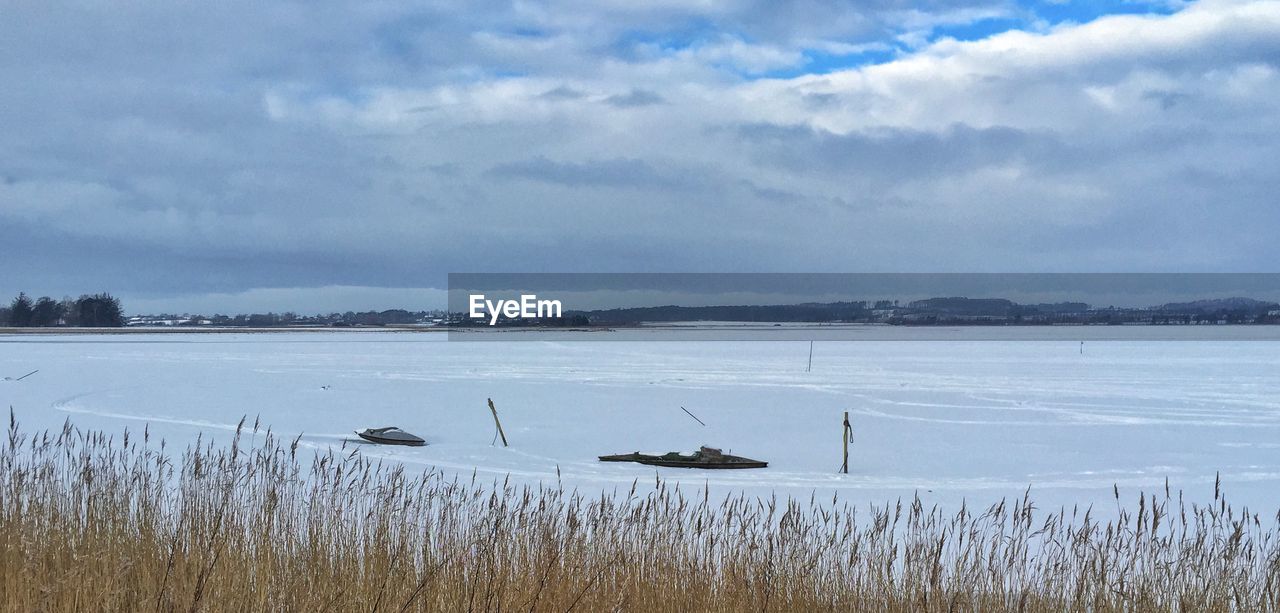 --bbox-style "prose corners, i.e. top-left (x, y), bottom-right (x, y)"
top-left (486, 398), bottom-right (509, 447)
top-left (680, 406), bottom-right (706, 427)
top-left (14, 370), bottom-right (38, 381)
